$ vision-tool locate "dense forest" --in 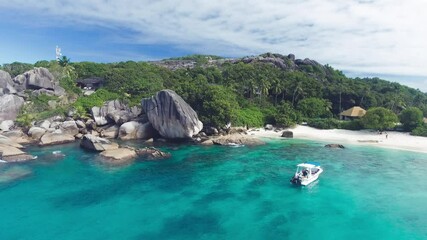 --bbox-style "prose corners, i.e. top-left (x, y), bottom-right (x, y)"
top-left (2, 53), bottom-right (427, 136)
